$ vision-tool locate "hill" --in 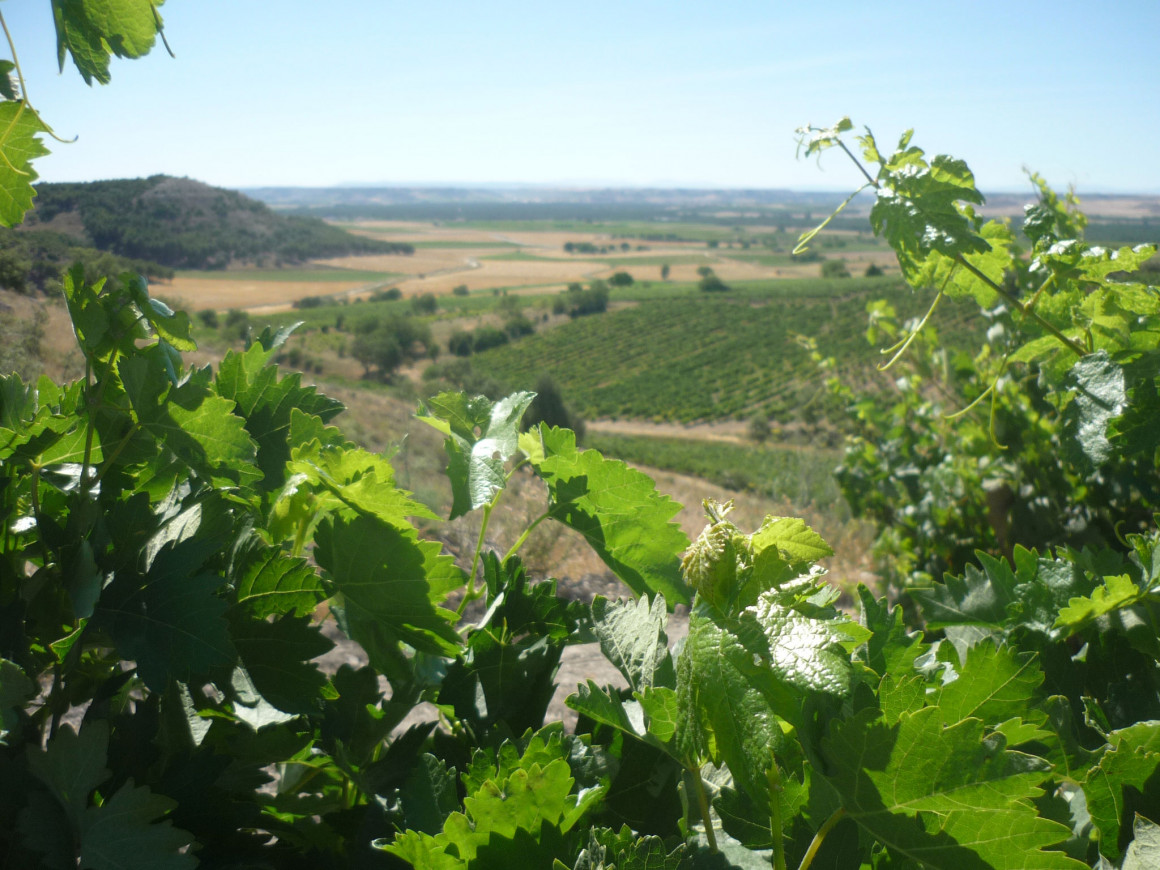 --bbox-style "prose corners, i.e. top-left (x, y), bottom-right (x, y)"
top-left (23, 176), bottom-right (414, 269)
